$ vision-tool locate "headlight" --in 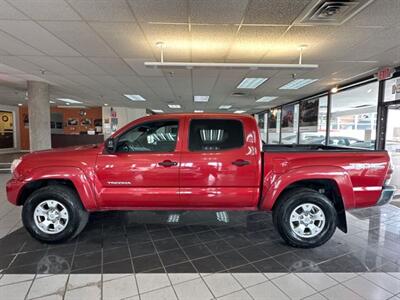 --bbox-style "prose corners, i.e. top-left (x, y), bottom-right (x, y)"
top-left (10, 158), bottom-right (22, 175)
